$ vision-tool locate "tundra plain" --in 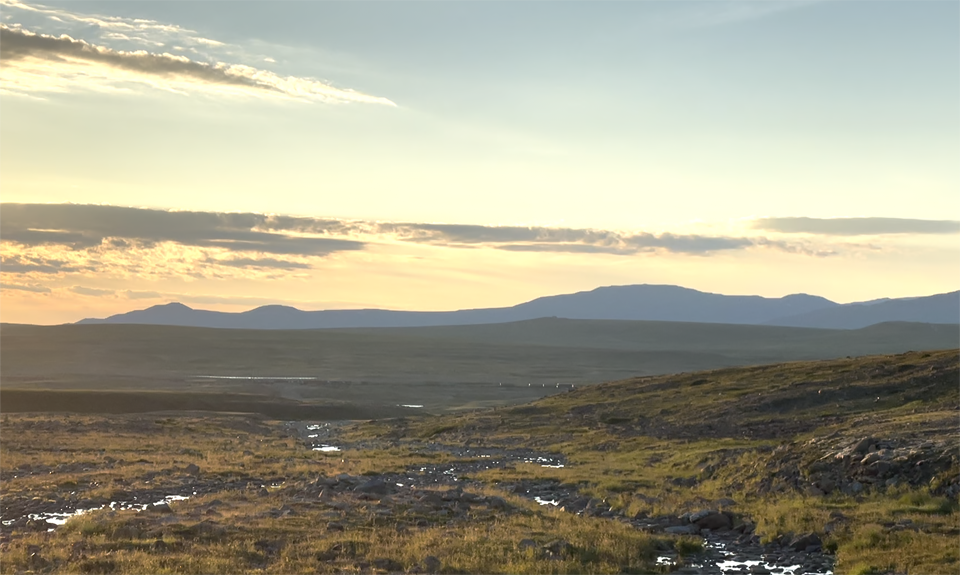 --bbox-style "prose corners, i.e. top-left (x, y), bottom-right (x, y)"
top-left (0, 321), bottom-right (957, 574)
top-left (1, 319), bottom-right (956, 414)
